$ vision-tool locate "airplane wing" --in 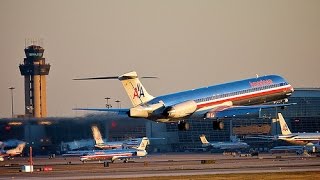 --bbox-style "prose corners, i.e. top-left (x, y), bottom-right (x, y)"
top-left (245, 135), bottom-right (276, 140)
top-left (112, 152), bottom-right (146, 162)
top-left (111, 155), bottom-right (131, 162)
top-left (73, 108), bottom-right (129, 115)
top-left (205, 103), bottom-right (296, 119)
